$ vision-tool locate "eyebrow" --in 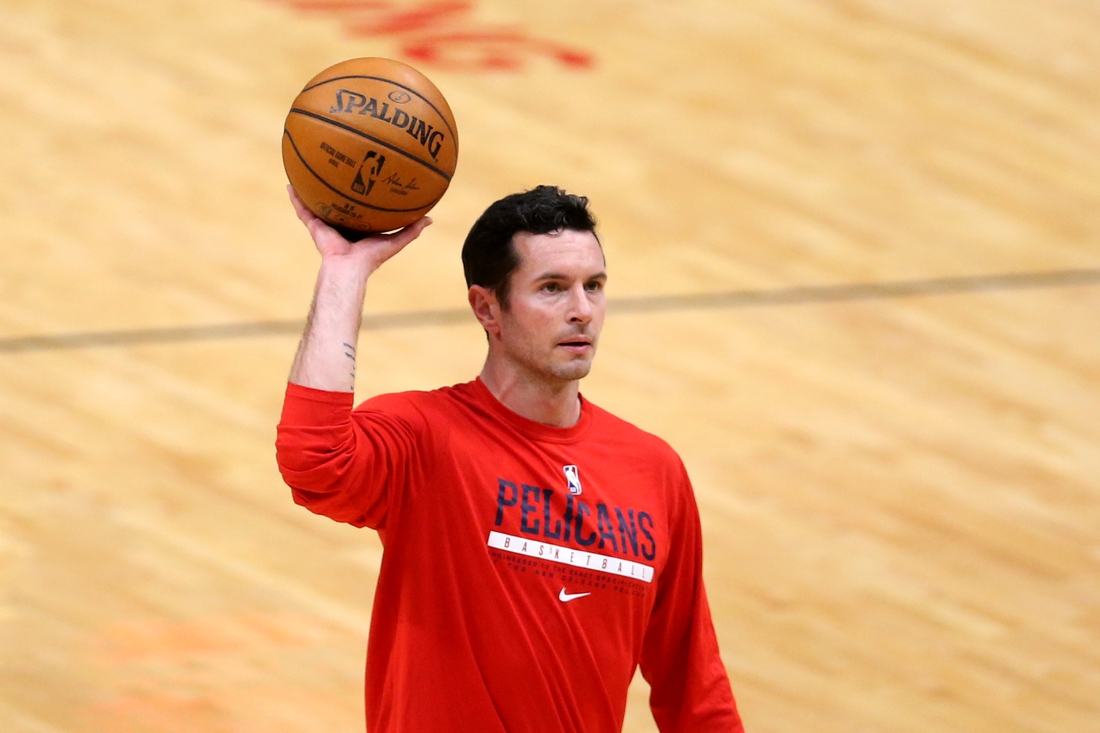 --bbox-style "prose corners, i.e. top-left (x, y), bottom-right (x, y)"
top-left (535, 271), bottom-right (608, 281)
